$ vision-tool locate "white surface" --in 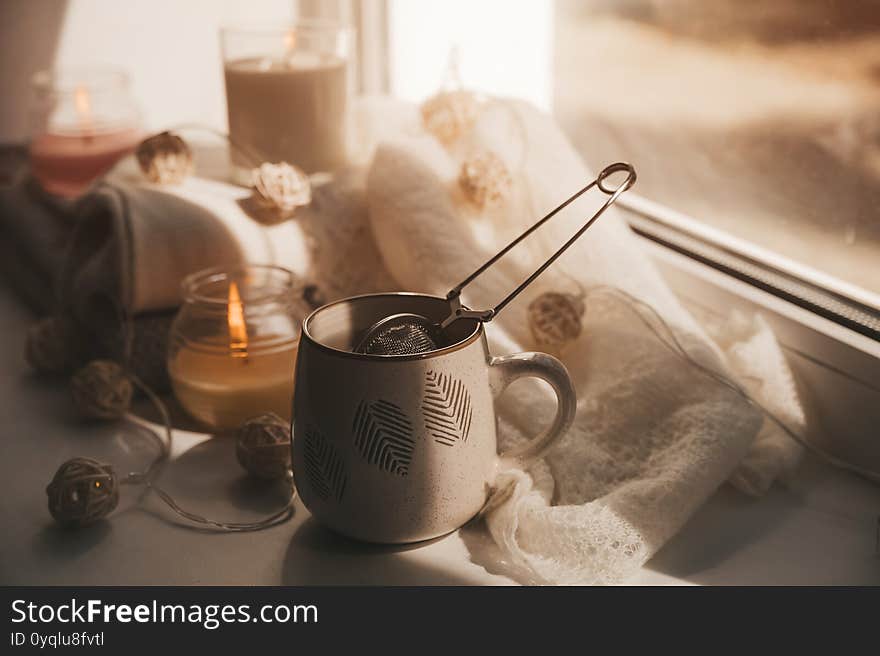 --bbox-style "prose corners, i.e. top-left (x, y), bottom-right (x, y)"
top-left (0, 285), bottom-right (878, 585)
